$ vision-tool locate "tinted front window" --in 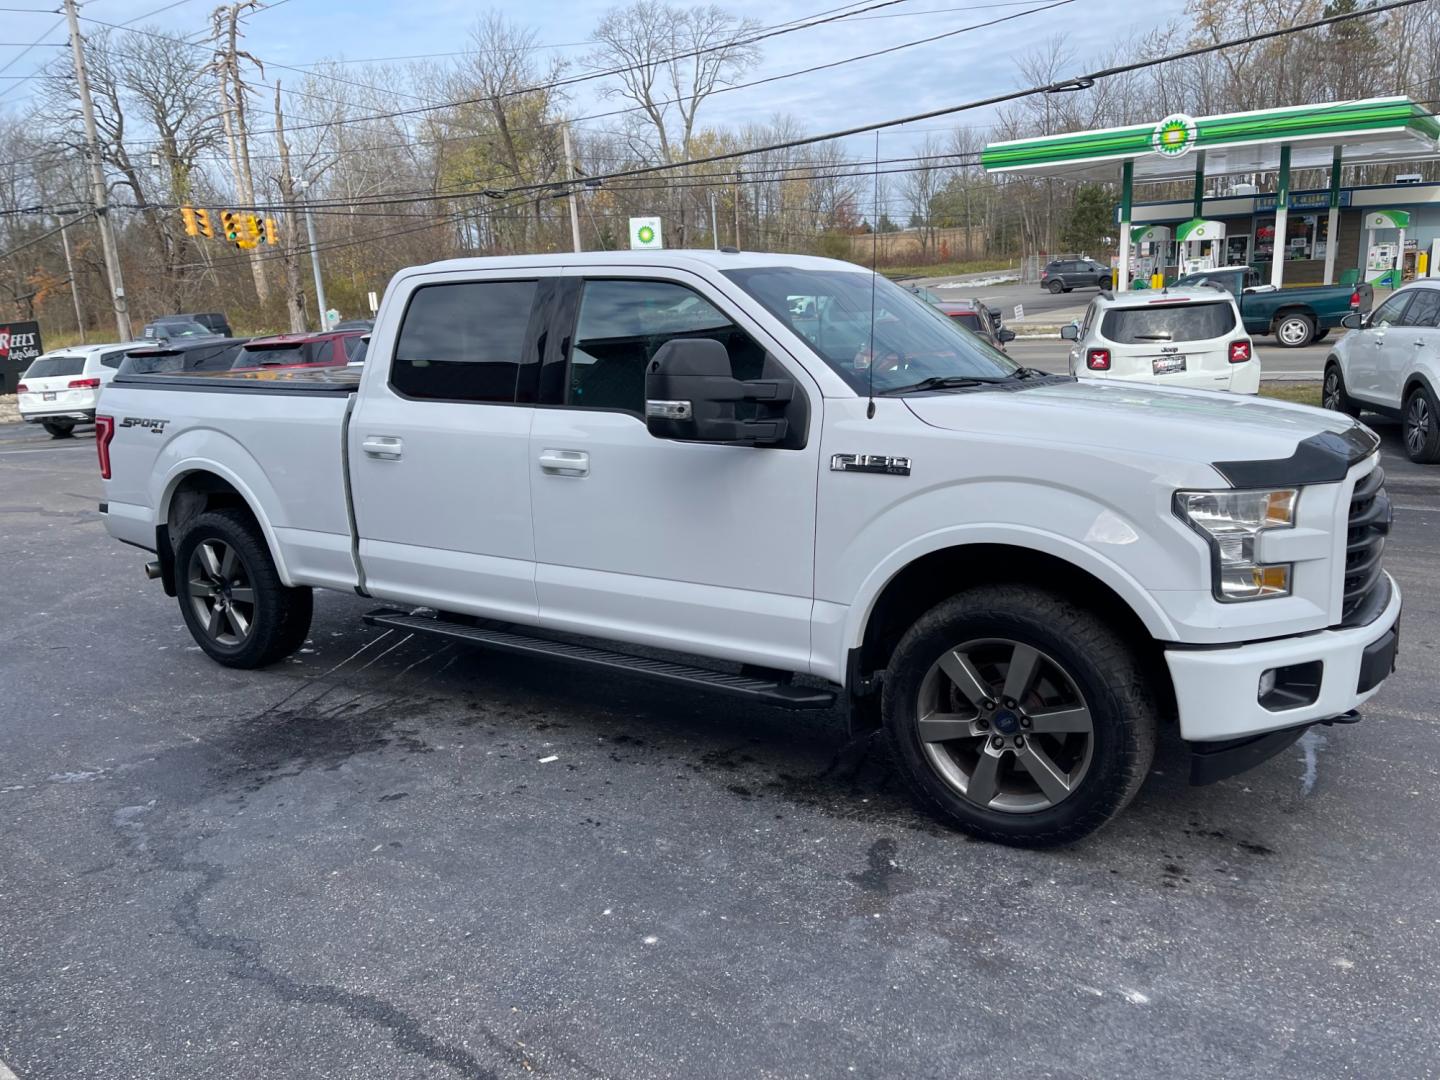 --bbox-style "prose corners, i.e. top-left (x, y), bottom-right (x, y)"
top-left (568, 279), bottom-right (764, 414)
top-left (1397, 289), bottom-right (1440, 328)
top-left (725, 266), bottom-right (1016, 393)
top-left (1101, 302), bottom-right (1236, 343)
top-left (951, 313), bottom-right (983, 332)
top-left (24, 355), bottom-right (85, 378)
top-left (392, 280), bottom-right (537, 403)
